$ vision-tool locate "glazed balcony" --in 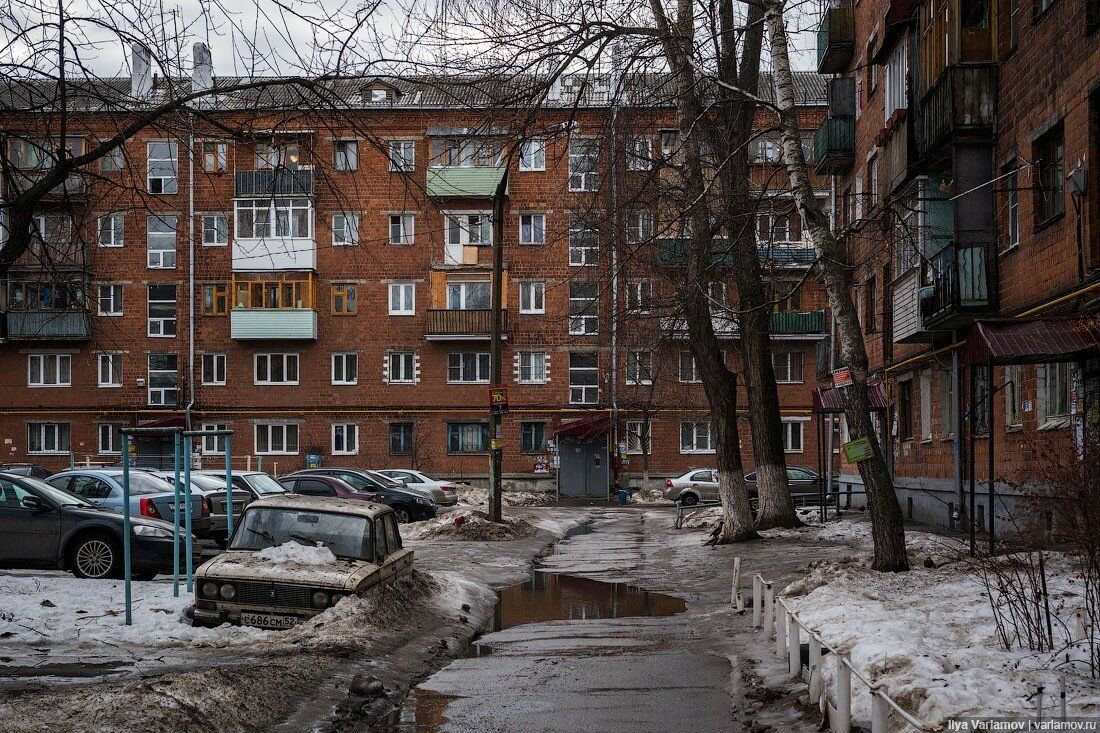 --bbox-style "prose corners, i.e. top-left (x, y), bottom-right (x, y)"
top-left (8, 170), bottom-right (88, 200)
top-left (813, 117), bottom-right (855, 175)
top-left (425, 309), bottom-right (509, 341)
top-left (920, 241), bottom-right (992, 330)
top-left (229, 274), bottom-right (318, 340)
top-left (816, 6), bottom-right (855, 74)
